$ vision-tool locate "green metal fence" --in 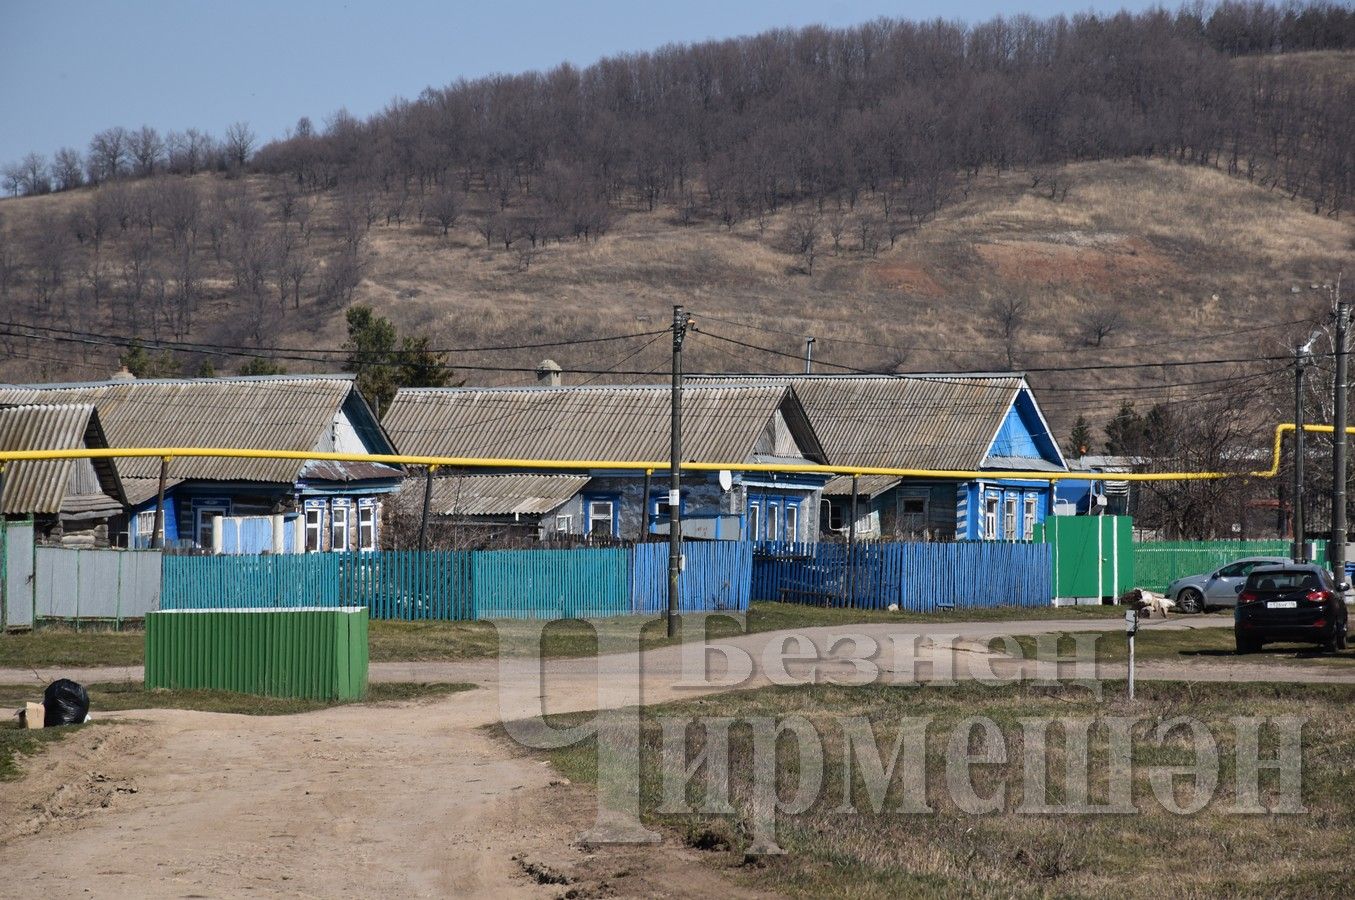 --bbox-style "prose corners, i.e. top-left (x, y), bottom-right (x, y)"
top-left (144, 607), bottom-right (368, 700)
top-left (1132, 540), bottom-right (1311, 592)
